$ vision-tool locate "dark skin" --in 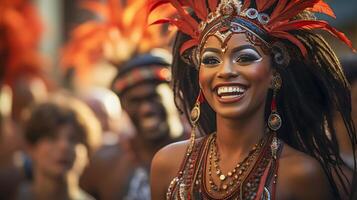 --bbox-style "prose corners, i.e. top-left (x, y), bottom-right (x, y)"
top-left (151, 34), bottom-right (332, 200)
top-left (80, 82), bottom-right (176, 199)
